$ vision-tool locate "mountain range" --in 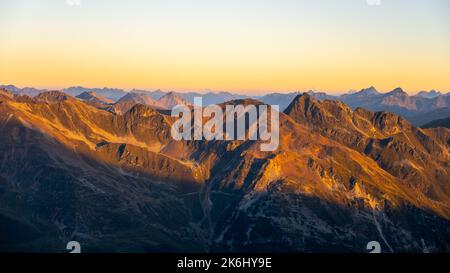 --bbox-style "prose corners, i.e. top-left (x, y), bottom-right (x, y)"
top-left (2, 84), bottom-right (449, 128)
top-left (338, 87), bottom-right (450, 126)
top-left (0, 87), bottom-right (449, 252)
